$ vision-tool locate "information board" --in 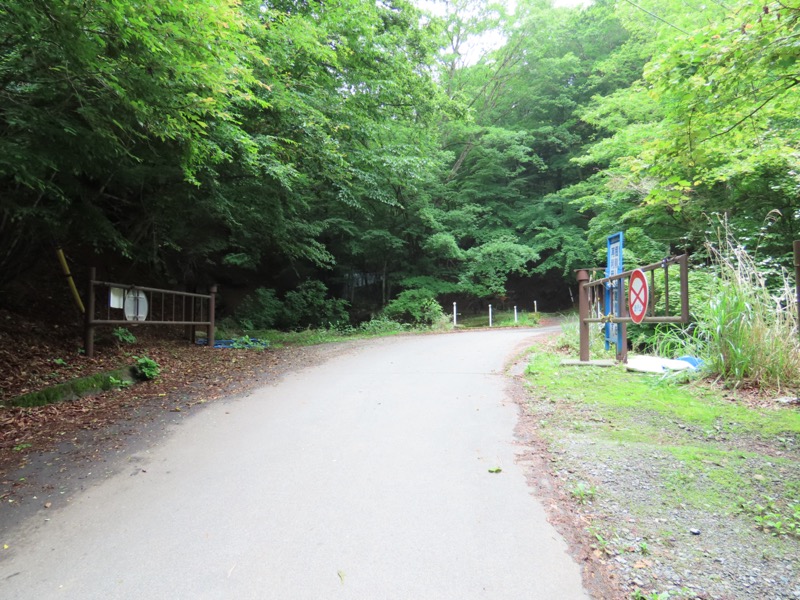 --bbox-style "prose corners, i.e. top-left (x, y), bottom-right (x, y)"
top-left (605, 232), bottom-right (624, 350)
